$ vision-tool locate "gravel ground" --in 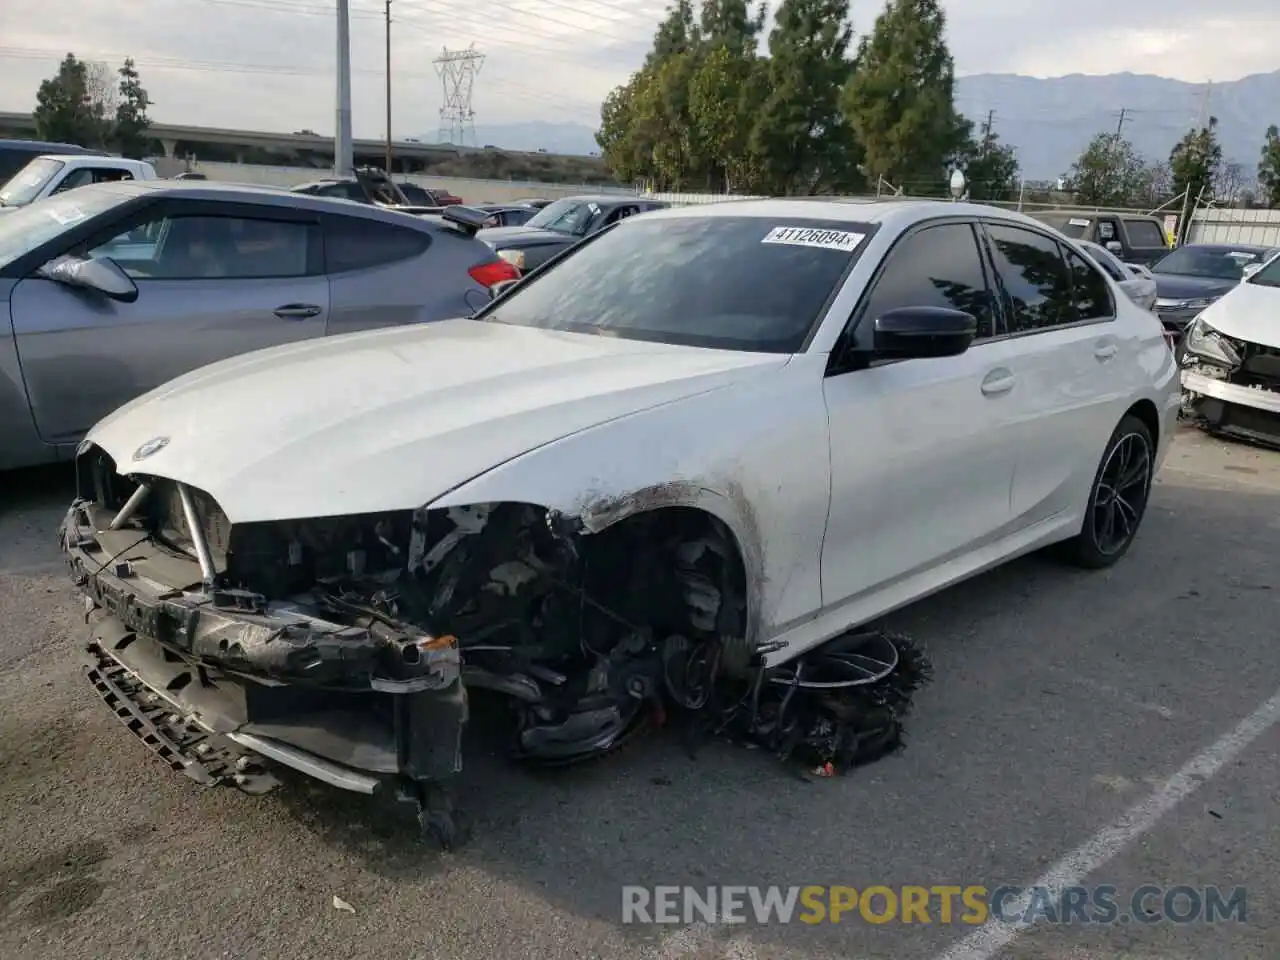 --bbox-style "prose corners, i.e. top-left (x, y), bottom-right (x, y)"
top-left (0, 425), bottom-right (1276, 960)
